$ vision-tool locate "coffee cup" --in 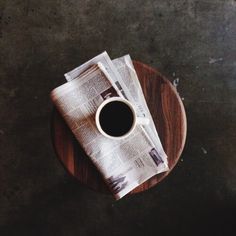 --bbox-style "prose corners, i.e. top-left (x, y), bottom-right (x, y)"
top-left (95, 97), bottom-right (149, 140)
